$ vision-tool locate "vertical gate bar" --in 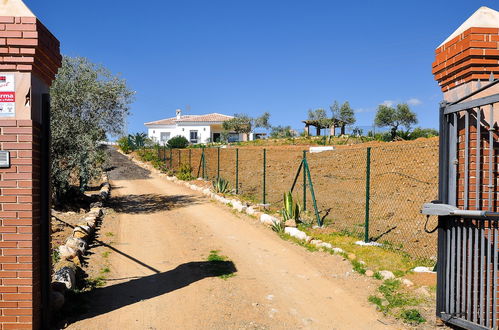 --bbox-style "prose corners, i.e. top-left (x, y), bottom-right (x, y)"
top-left (465, 111), bottom-right (470, 209)
top-left (493, 220), bottom-right (498, 328)
top-left (446, 223), bottom-right (451, 312)
top-left (487, 220), bottom-right (492, 328)
top-left (189, 149), bottom-right (192, 168)
top-left (477, 108), bottom-right (482, 210)
top-left (451, 225), bottom-right (456, 315)
top-left (467, 222), bottom-right (473, 321)
top-left (474, 220), bottom-right (479, 322)
top-left (489, 104), bottom-right (495, 212)
top-left (450, 113), bottom-right (458, 206)
top-left (235, 149), bottom-right (239, 194)
top-left (178, 149), bottom-right (181, 167)
top-left (461, 223), bottom-right (467, 315)
top-left (456, 223), bottom-right (462, 314)
top-left (480, 221), bottom-right (485, 325)
top-left (170, 148), bottom-right (173, 168)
